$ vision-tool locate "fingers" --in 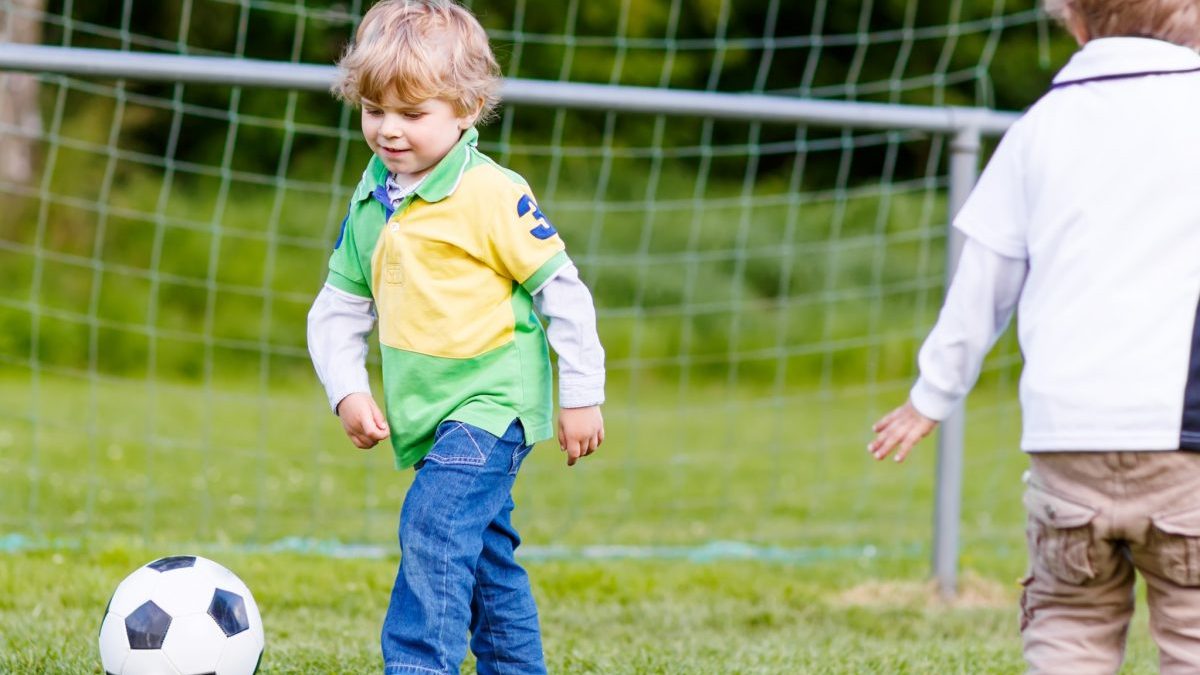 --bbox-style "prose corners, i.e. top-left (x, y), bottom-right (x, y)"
top-left (369, 400), bottom-right (390, 440)
top-left (580, 433), bottom-right (599, 458)
top-left (868, 432), bottom-right (898, 461)
top-left (565, 438), bottom-right (582, 467)
top-left (894, 434), bottom-right (919, 463)
top-left (344, 411), bottom-right (386, 450)
top-left (872, 407), bottom-right (903, 433)
top-left (349, 433), bottom-right (378, 450)
top-left (868, 420), bottom-right (934, 463)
